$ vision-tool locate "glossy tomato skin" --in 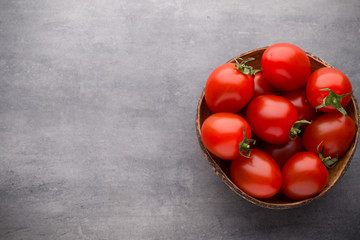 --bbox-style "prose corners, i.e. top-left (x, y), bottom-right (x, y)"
top-left (205, 63), bottom-right (254, 113)
top-left (253, 72), bottom-right (276, 98)
top-left (262, 136), bottom-right (304, 168)
top-left (303, 112), bottom-right (355, 158)
top-left (246, 95), bottom-right (298, 144)
top-left (201, 113), bottom-right (251, 160)
top-left (281, 88), bottom-right (319, 122)
top-left (230, 149), bottom-right (282, 198)
top-left (306, 68), bottom-right (352, 113)
top-left (261, 43), bottom-right (311, 91)
top-left (282, 152), bottom-right (329, 200)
